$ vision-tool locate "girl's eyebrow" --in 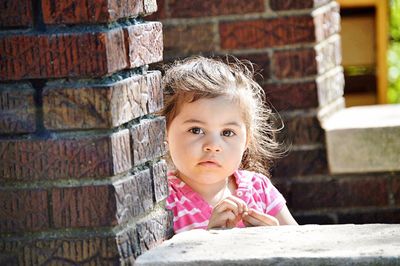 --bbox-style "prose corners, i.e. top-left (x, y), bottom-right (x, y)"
top-left (183, 119), bottom-right (241, 127)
